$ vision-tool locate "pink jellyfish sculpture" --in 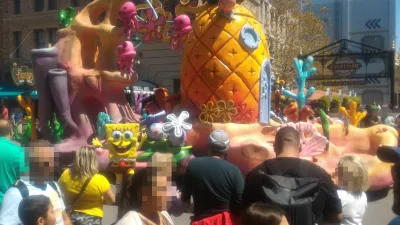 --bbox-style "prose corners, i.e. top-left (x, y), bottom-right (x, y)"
top-left (218, 0), bottom-right (236, 16)
top-left (117, 41), bottom-right (136, 78)
top-left (169, 15), bottom-right (192, 52)
top-left (119, 2), bottom-right (140, 39)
